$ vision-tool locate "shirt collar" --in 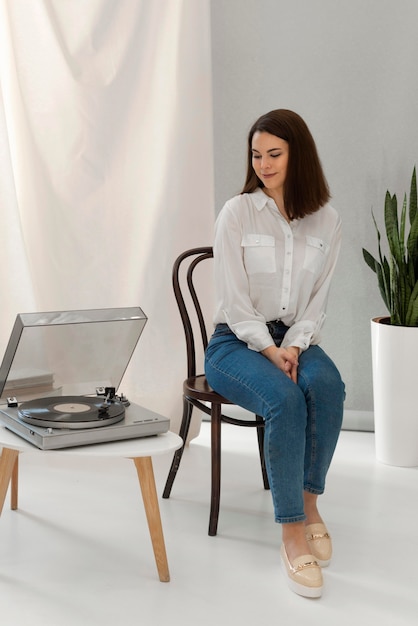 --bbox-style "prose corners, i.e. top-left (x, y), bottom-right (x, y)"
top-left (250, 188), bottom-right (300, 225)
top-left (250, 188), bottom-right (272, 211)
